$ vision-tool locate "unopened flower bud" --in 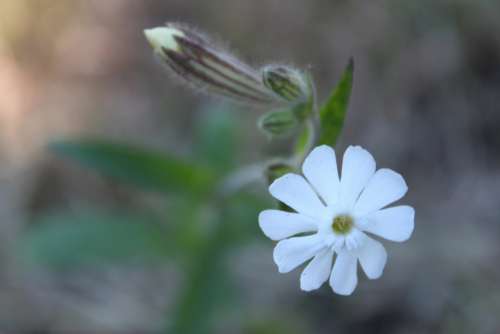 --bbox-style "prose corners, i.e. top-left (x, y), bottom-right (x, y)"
top-left (258, 109), bottom-right (299, 137)
top-left (265, 161), bottom-right (295, 185)
top-left (262, 65), bottom-right (309, 102)
top-left (265, 161), bottom-right (295, 212)
top-left (144, 23), bottom-right (277, 104)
